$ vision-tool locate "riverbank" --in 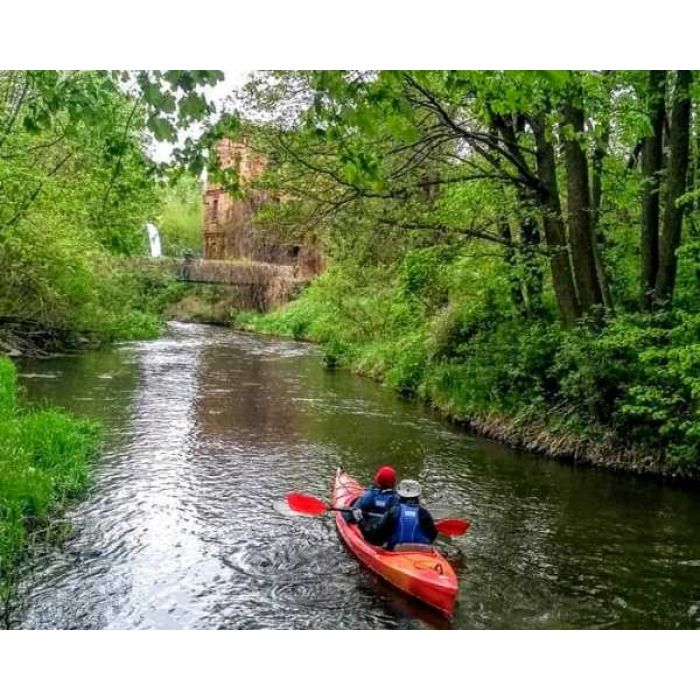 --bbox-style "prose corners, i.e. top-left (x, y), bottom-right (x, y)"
top-left (0, 357), bottom-right (100, 626)
top-left (233, 263), bottom-right (699, 481)
top-left (237, 312), bottom-right (670, 478)
top-left (0, 264), bottom-right (192, 359)
top-left (0, 319), bottom-right (99, 359)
